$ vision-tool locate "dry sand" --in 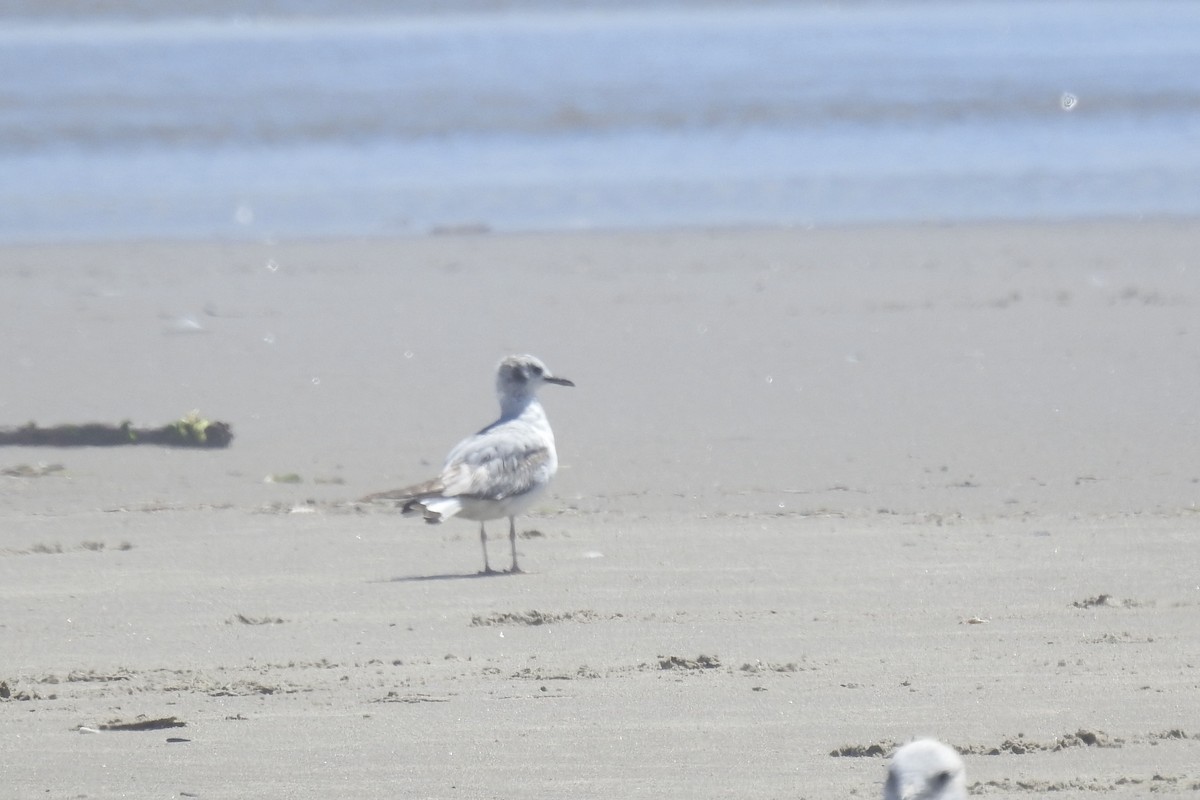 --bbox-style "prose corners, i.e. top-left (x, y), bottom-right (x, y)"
top-left (1, 219), bottom-right (1199, 798)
